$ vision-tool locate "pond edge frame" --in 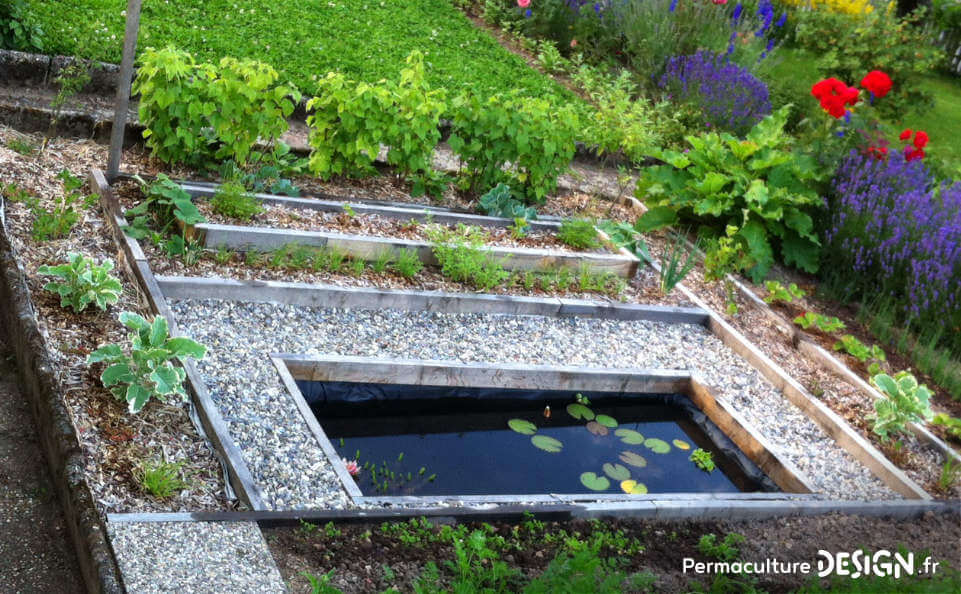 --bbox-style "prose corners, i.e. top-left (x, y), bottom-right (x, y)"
top-left (272, 354), bottom-right (817, 505)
